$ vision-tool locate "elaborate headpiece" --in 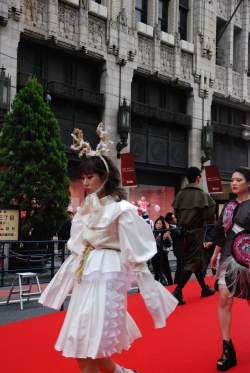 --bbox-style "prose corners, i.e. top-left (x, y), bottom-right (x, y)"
top-left (71, 122), bottom-right (114, 173)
